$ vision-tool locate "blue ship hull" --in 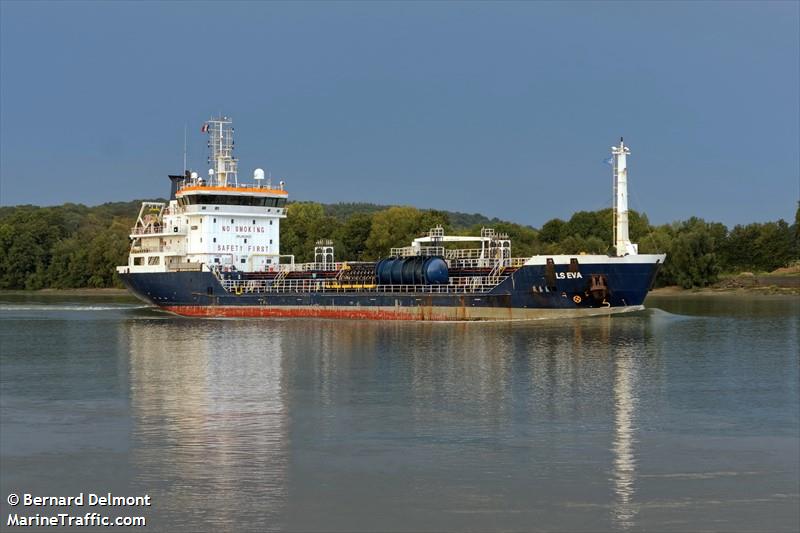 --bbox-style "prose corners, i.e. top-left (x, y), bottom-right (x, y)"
top-left (120, 260), bottom-right (662, 320)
